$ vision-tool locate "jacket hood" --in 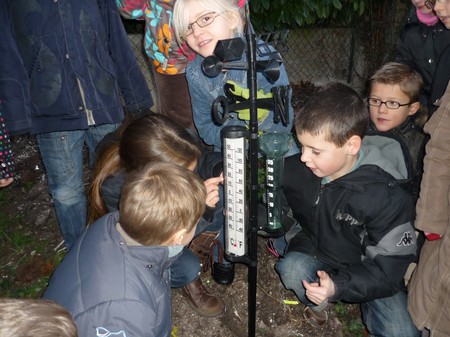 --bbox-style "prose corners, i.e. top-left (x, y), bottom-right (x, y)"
top-left (360, 134), bottom-right (409, 180)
